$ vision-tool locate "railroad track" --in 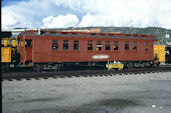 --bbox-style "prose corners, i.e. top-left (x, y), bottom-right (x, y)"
top-left (2, 65), bottom-right (171, 81)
